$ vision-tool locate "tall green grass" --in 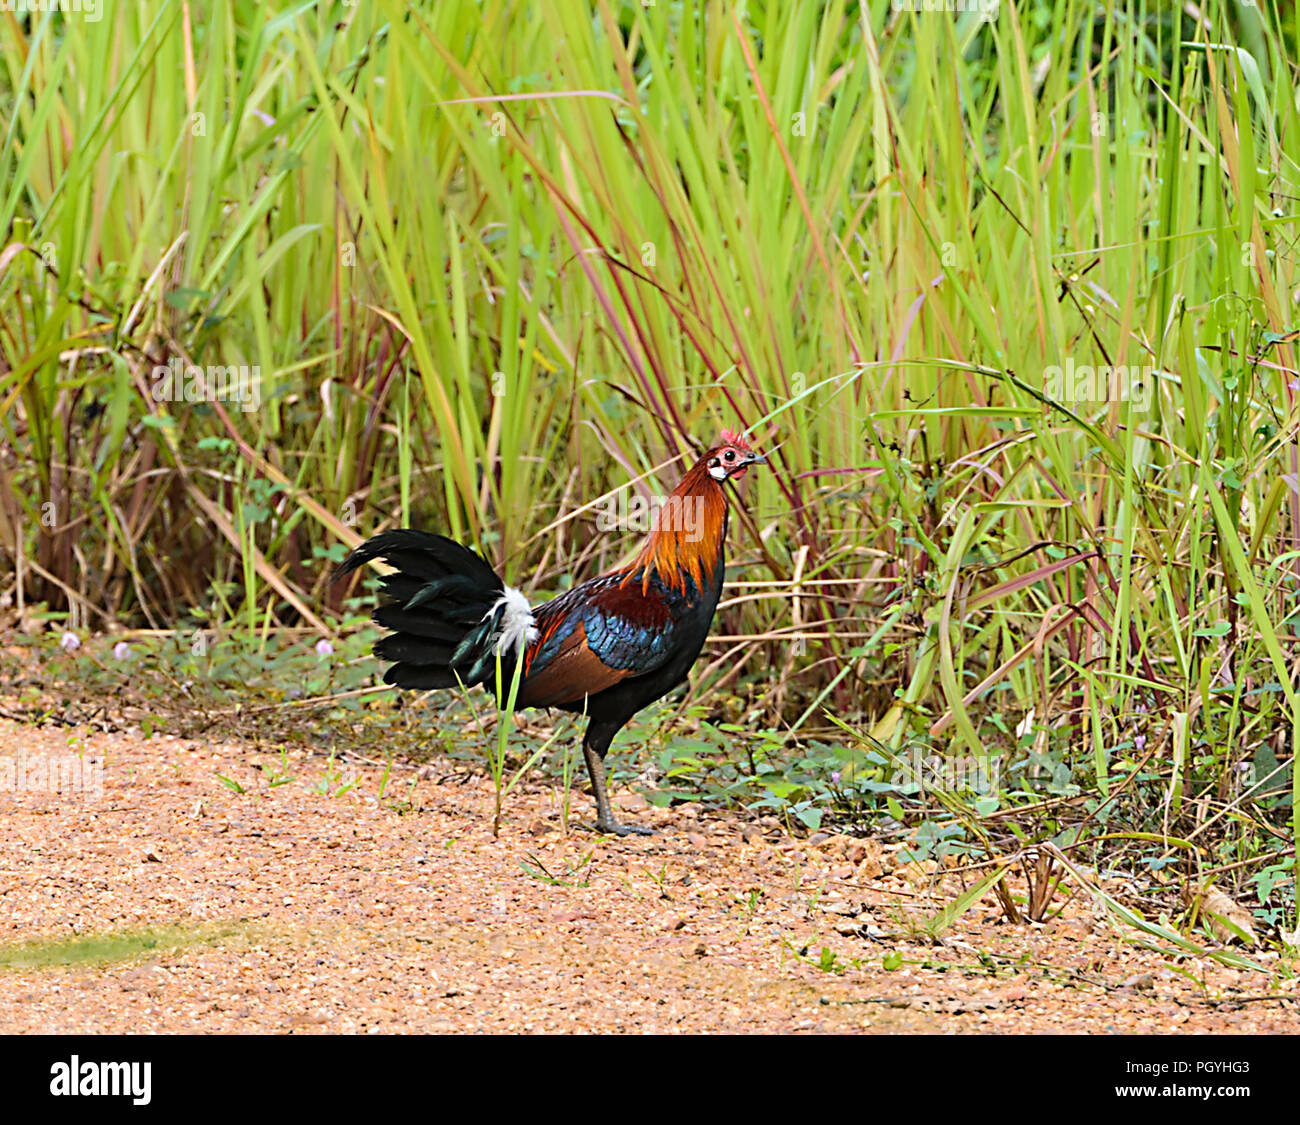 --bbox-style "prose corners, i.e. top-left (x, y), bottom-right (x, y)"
top-left (1, 2), bottom-right (1296, 904)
